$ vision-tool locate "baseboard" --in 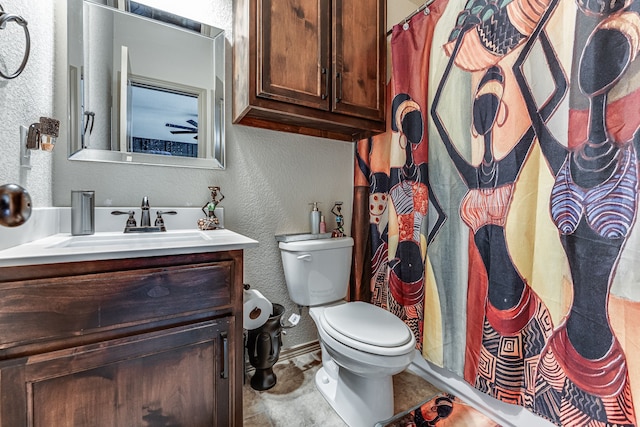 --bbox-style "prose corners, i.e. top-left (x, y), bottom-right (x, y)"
top-left (408, 351), bottom-right (555, 427)
top-left (279, 340), bottom-right (321, 362)
top-left (244, 340), bottom-right (321, 374)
